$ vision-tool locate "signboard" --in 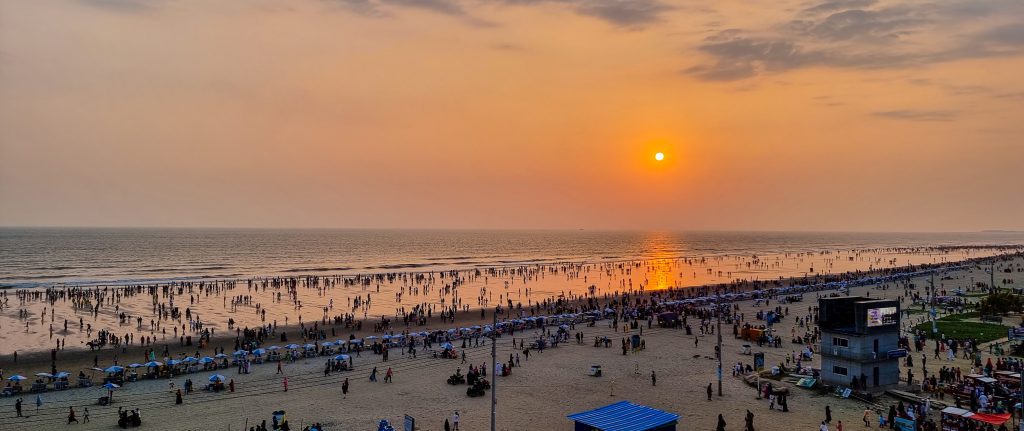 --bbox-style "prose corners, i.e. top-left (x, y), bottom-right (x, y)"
top-left (404, 415), bottom-right (415, 431)
top-left (753, 353), bottom-right (765, 371)
top-left (887, 349), bottom-right (908, 359)
top-left (867, 307), bottom-right (898, 327)
top-left (1008, 327), bottom-right (1024, 341)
